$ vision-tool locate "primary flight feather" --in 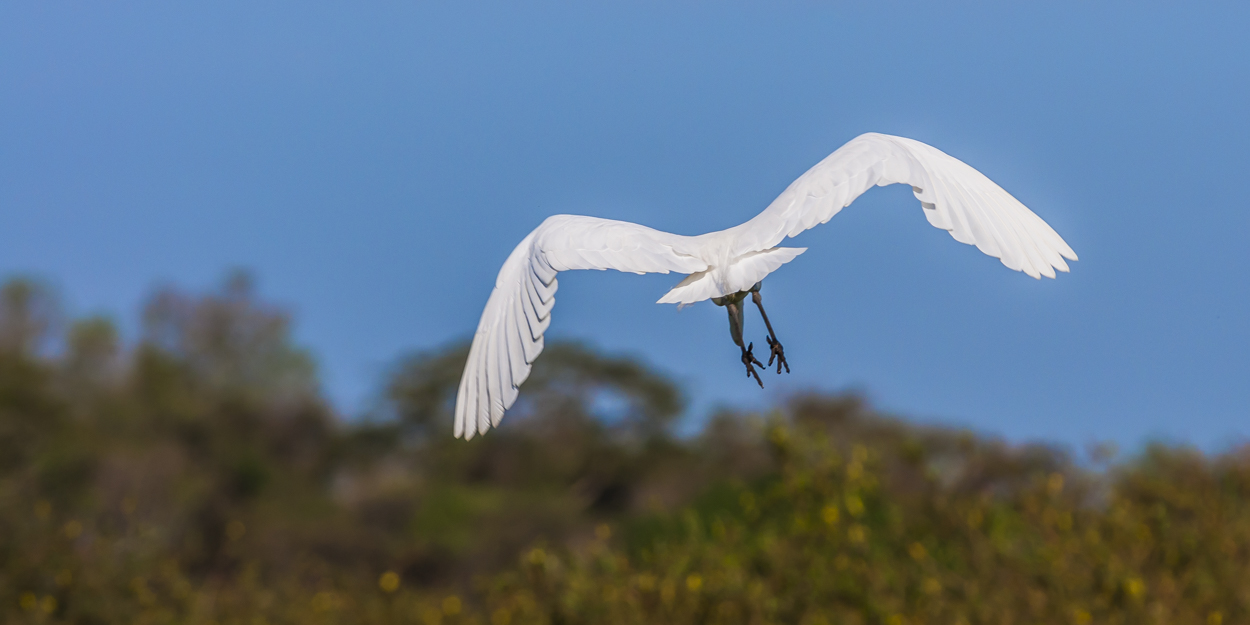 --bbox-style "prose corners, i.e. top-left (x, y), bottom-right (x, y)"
top-left (454, 132), bottom-right (1077, 439)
